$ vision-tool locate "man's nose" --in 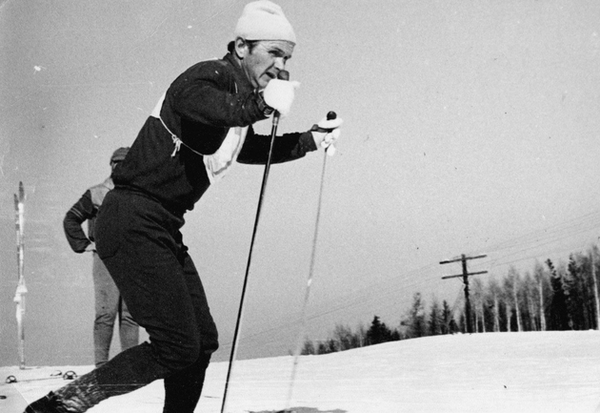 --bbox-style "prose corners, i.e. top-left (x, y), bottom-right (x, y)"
top-left (274, 57), bottom-right (286, 70)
